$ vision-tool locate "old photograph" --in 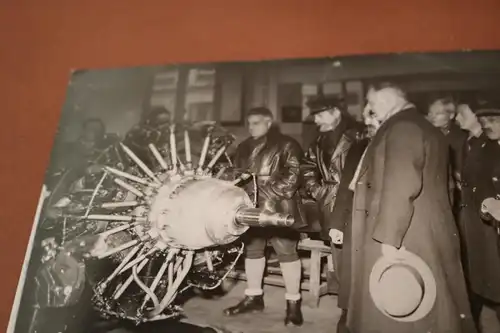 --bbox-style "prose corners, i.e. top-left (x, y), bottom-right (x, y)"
top-left (8, 50), bottom-right (500, 333)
